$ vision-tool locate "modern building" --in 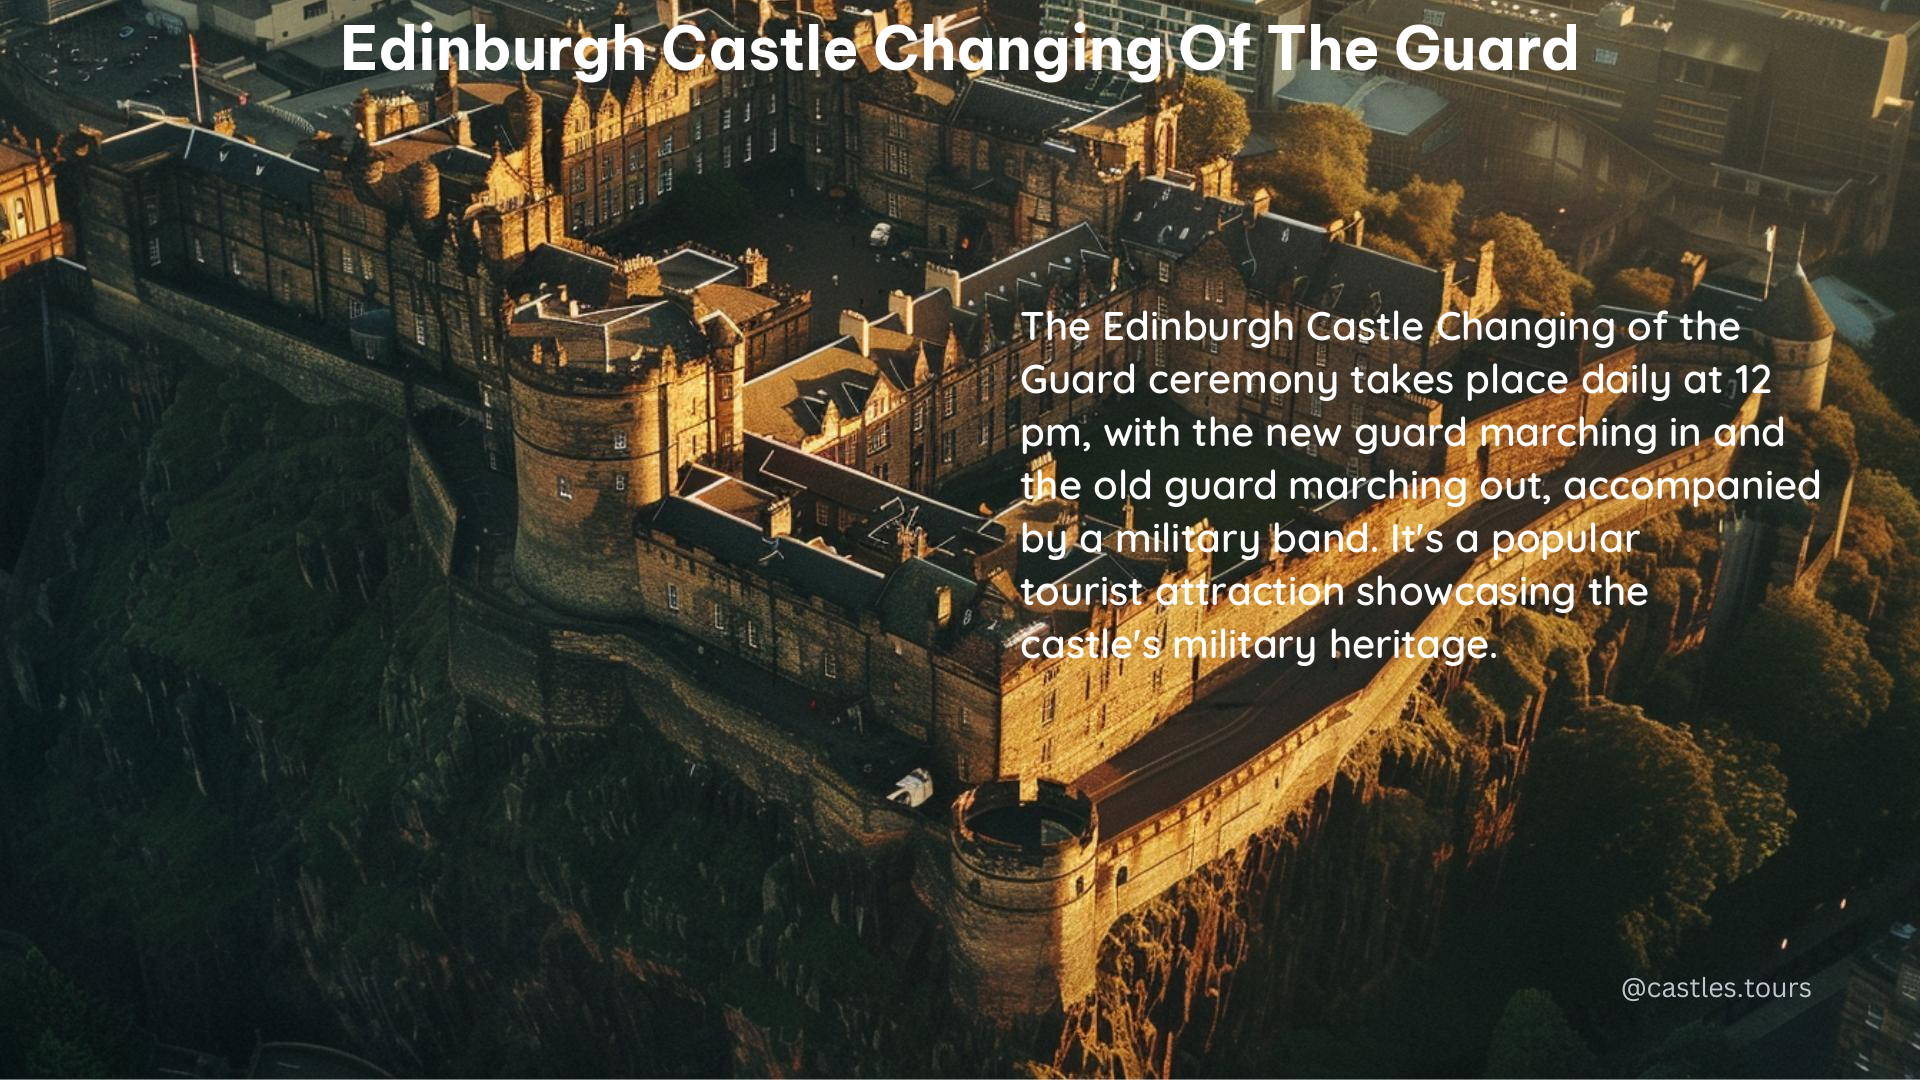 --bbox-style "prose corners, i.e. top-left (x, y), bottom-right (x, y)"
top-left (1330, 0), bottom-right (1919, 256)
